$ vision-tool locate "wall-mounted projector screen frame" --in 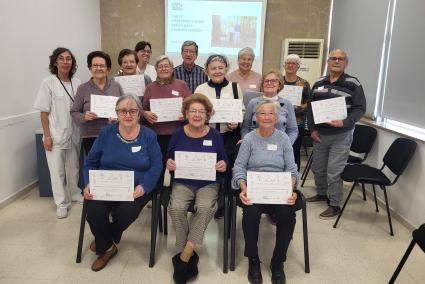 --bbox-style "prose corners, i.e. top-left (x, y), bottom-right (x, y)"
top-left (165, 0), bottom-right (267, 74)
